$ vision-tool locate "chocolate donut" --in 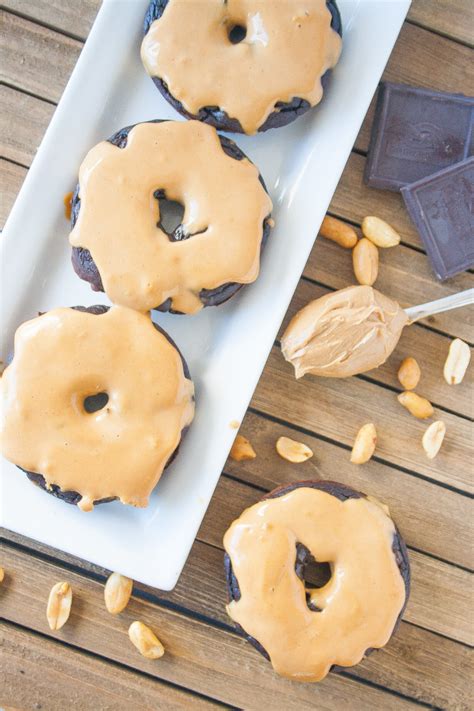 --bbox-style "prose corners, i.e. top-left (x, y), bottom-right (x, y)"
top-left (224, 480), bottom-right (410, 682)
top-left (0, 305), bottom-right (195, 511)
top-left (141, 0), bottom-right (342, 134)
top-left (70, 120), bottom-right (272, 314)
